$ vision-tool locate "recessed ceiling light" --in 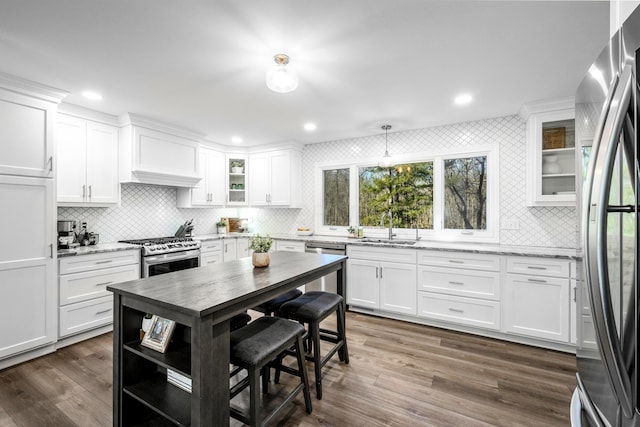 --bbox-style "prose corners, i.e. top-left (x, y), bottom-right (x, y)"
top-left (304, 123), bottom-right (317, 131)
top-left (231, 136), bottom-right (243, 144)
top-left (454, 94), bottom-right (473, 105)
top-left (82, 90), bottom-right (102, 101)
